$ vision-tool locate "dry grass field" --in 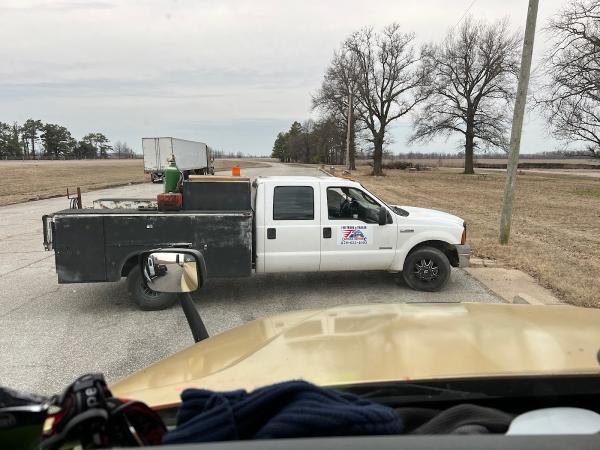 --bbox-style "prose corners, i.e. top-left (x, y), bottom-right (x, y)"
top-left (360, 158), bottom-right (600, 168)
top-left (353, 167), bottom-right (600, 308)
top-left (0, 159), bottom-right (269, 206)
